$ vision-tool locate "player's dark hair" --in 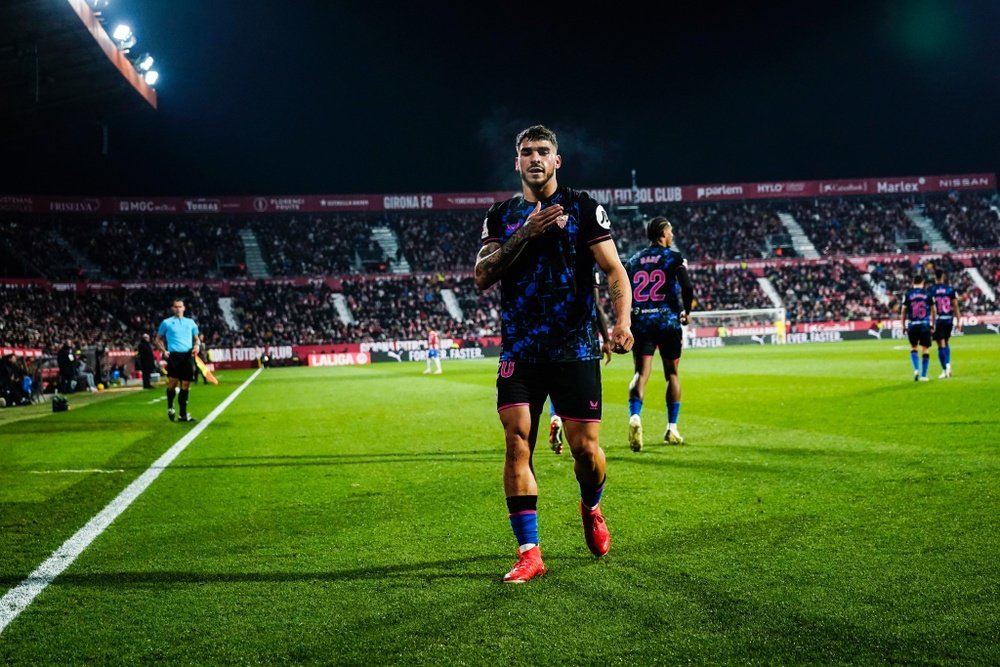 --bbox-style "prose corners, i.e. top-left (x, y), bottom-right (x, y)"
top-left (646, 216), bottom-right (672, 242)
top-left (935, 268), bottom-right (945, 280)
top-left (515, 125), bottom-right (557, 152)
top-left (912, 274), bottom-right (925, 285)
